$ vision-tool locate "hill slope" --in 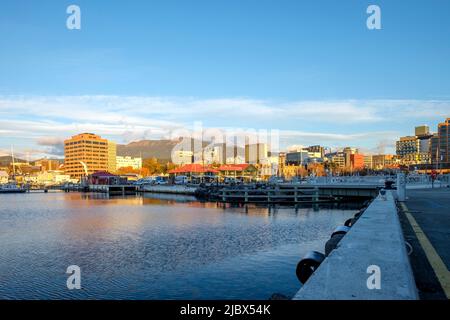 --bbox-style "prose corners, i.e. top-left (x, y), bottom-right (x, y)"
top-left (117, 139), bottom-right (181, 161)
top-left (0, 156), bottom-right (27, 167)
